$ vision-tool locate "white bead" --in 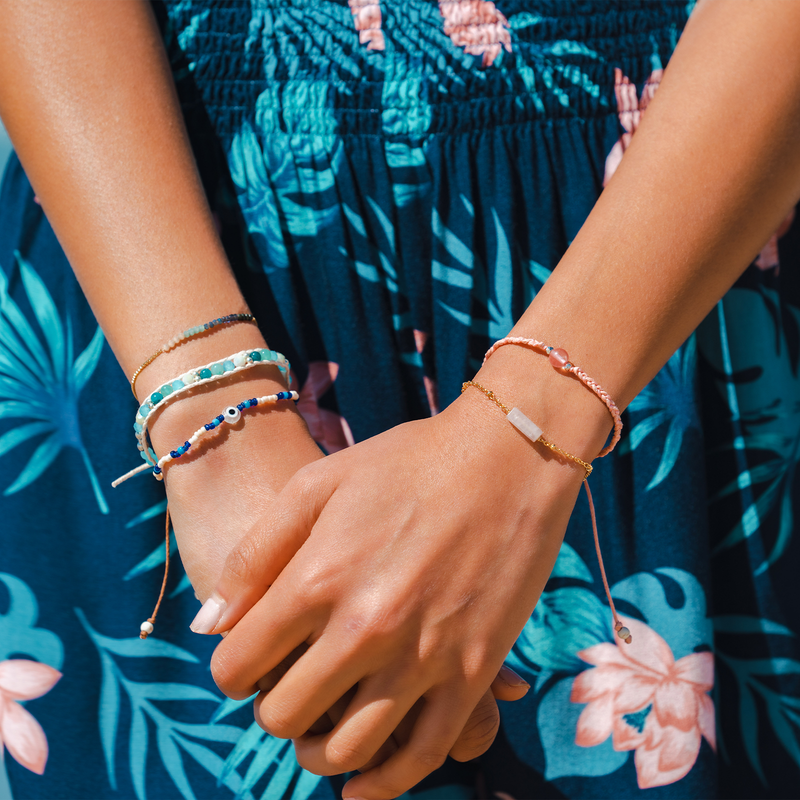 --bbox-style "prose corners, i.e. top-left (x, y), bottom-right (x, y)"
top-left (223, 406), bottom-right (241, 424)
top-left (233, 352), bottom-right (248, 367)
top-left (617, 626), bottom-right (631, 640)
top-left (140, 621), bottom-right (154, 634)
top-left (181, 371), bottom-right (197, 385)
top-left (507, 408), bottom-right (542, 443)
